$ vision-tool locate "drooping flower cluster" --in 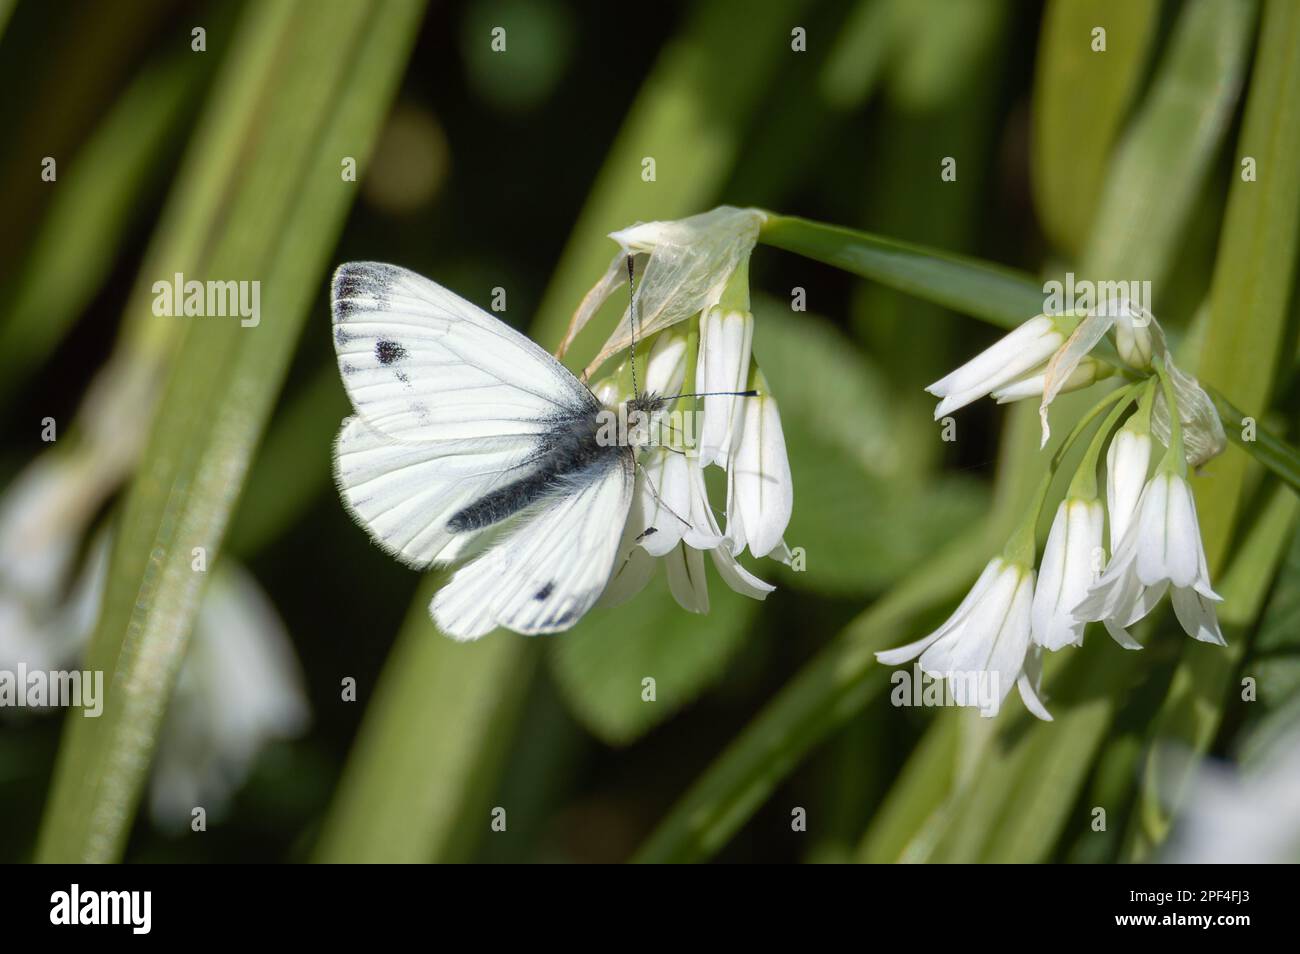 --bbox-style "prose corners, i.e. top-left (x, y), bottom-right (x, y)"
top-left (878, 300), bottom-right (1227, 720)
top-left (569, 207), bottom-right (794, 613)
